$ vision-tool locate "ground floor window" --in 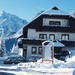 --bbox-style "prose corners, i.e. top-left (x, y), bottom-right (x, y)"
top-left (61, 34), bottom-right (69, 41)
top-left (32, 47), bottom-right (37, 54)
top-left (38, 47), bottom-right (42, 54)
